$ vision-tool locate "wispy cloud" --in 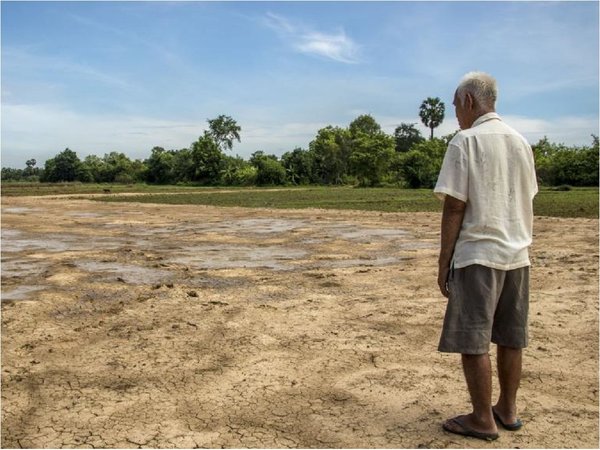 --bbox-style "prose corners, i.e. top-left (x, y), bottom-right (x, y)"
top-left (3, 47), bottom-right (133, 90)
top-left (67, 12), bottom-right (183, 66)
top-left (264, 12), bottom-right (360, 64)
